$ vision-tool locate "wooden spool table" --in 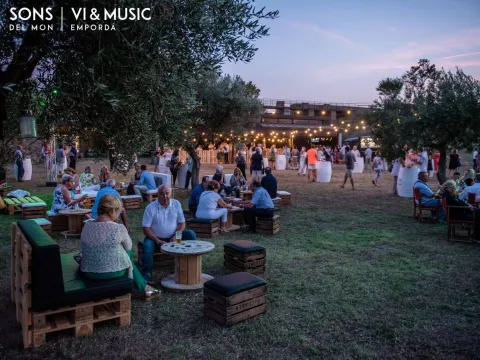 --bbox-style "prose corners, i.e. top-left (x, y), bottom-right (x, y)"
top-left (59, 209), bottom-right (92, 237)
top-left (160, 240), bottom-right (215, 292)
top-left (226, 207), bottom-right (243, 231)
top-left (240, 191), bottom-right (253, 201)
